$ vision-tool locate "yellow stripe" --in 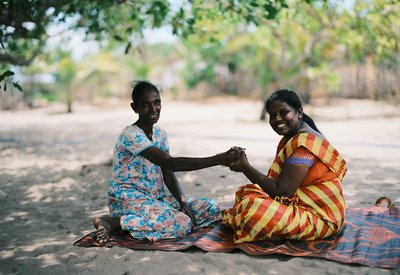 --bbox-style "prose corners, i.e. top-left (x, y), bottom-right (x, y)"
top-left (326, 185), bottom-right (346, 225)
top-left (310, 209), bottom-right (336, 238)
top-left (334, 158), bottom-right (347, 177)
top-left (279, 153), bottom-right (285, 163)
top-left (234, 197), bottom-right (250, 226)
top-left (306, 184), bottom-right (342, 223)
top-left (298, 212), bottom-right (314, 238)
top-left (240, 197), bottom-right (250, 213)
top-left (236, 199), bottom-right (269, 242)
top-left (282, 210), bottom-right (316, 240)
top-left (270, 163), bottom-right (281, 174)
top-left (286, 144), bottom-right (293, 157)
top-left (296, 134), bottom-right (345, 173)
top-left (298, 133), bottom-right (307, 147)
top-left (269, 205), bottom-right (293, 235)
top-left (296, 189), bottom-right (327, 219)
top-left (249, 201), bottom-right (280, 239)
top-left (332, 156), bottom-right (341, 171)
top-left (293, 134), bottom-right (344, 175)
top-left (322, 146), bottom-right (333, 165)
top-left (323, 180), bottom-right (346, 212)
top-left (314, 213), bottom-right (325, 237)
top-left (311, 137), bottom-right (322, 155)
top-left (324, 227), bottom-right (334, 238)
top-left (245, 132), bottom-right (347, 241)
top-left (284, 207), bottom-right (300, 234)
top-left (223, 210), bottom-right (232, 220)
top-left (284, 208), bottom-right (309, 238)
top-left (233, 212), bottom-right (241, 227)
top-left (325, 180), bottom-right (341, 196)
top-left (243, 198), bottom-right (263, 225)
